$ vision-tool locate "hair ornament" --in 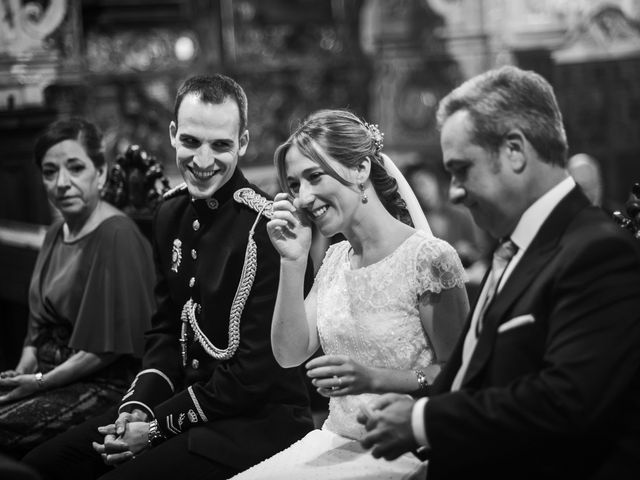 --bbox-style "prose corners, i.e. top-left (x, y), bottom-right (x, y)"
top-left (364, 122), bottom-right (384, 154)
